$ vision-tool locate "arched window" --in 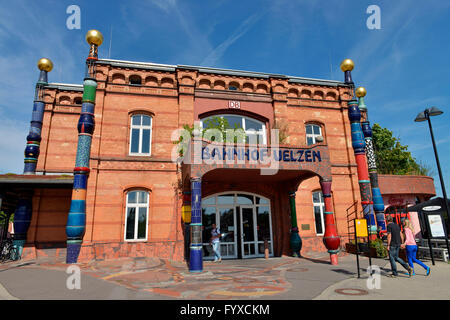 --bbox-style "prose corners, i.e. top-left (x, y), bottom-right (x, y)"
top-left (124, 190), bottom-right (149, 241)
top-left (74, 97), bottom-right (82, 105)
top-left (312, 191), bottom-right (325, 235)
top-left (200, 114), bottom-right (266, 145)
top-left (129, 114), bottom-right (152, 156)
top-left (306, 123), bottom-right (323, 145)
top-left (129, 75), bottom-right (142, 86)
